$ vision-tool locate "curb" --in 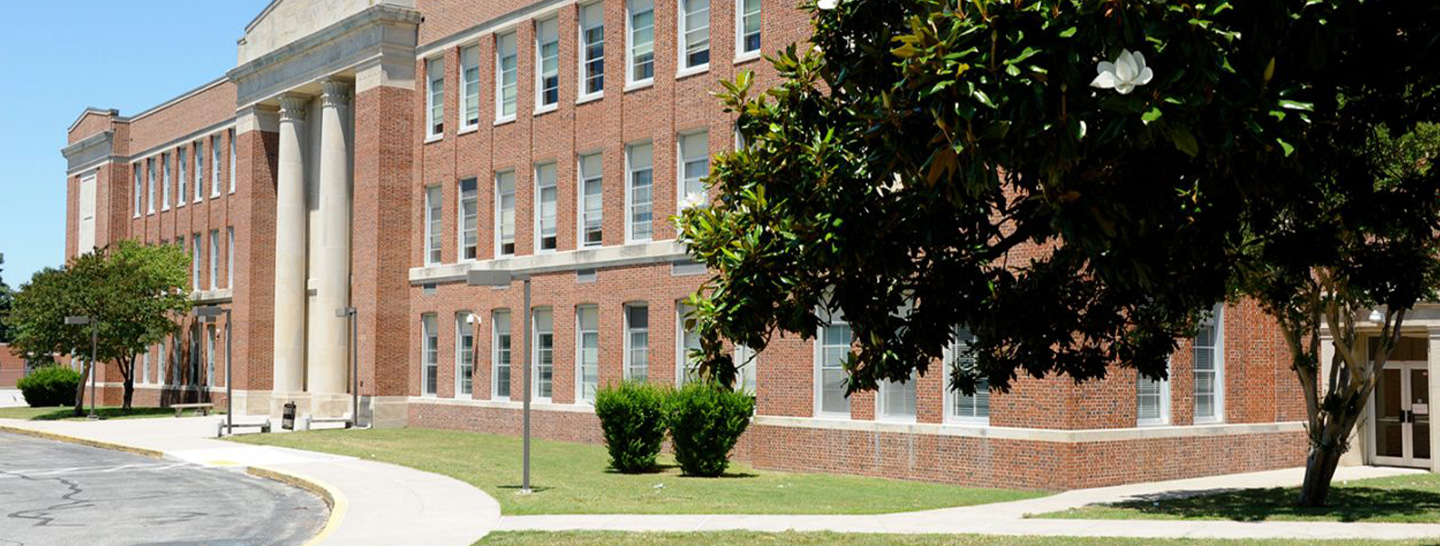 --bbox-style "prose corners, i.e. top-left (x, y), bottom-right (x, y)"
top-left (249, 465), bottom-right (349, 546)
top-left (0, 424), bottom-right (165, 459)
